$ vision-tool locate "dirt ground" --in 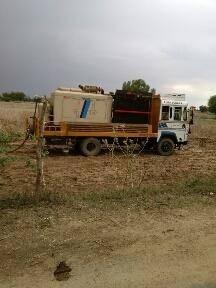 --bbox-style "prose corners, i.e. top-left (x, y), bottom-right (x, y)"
top-left (1, 132), bottom-right (216, 197)
top-left (1, 206), bottom-right (216, 288)
top-left (0, 107), bottom-right (216, 287)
